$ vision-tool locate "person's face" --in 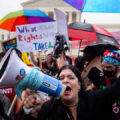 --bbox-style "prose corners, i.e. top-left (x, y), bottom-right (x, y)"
top-left (46, 54), bottom-right (52, 63)
top-left (59, 69), bottom-right (80, 102)
top-left (102, 62), bottom-right (117, 78)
